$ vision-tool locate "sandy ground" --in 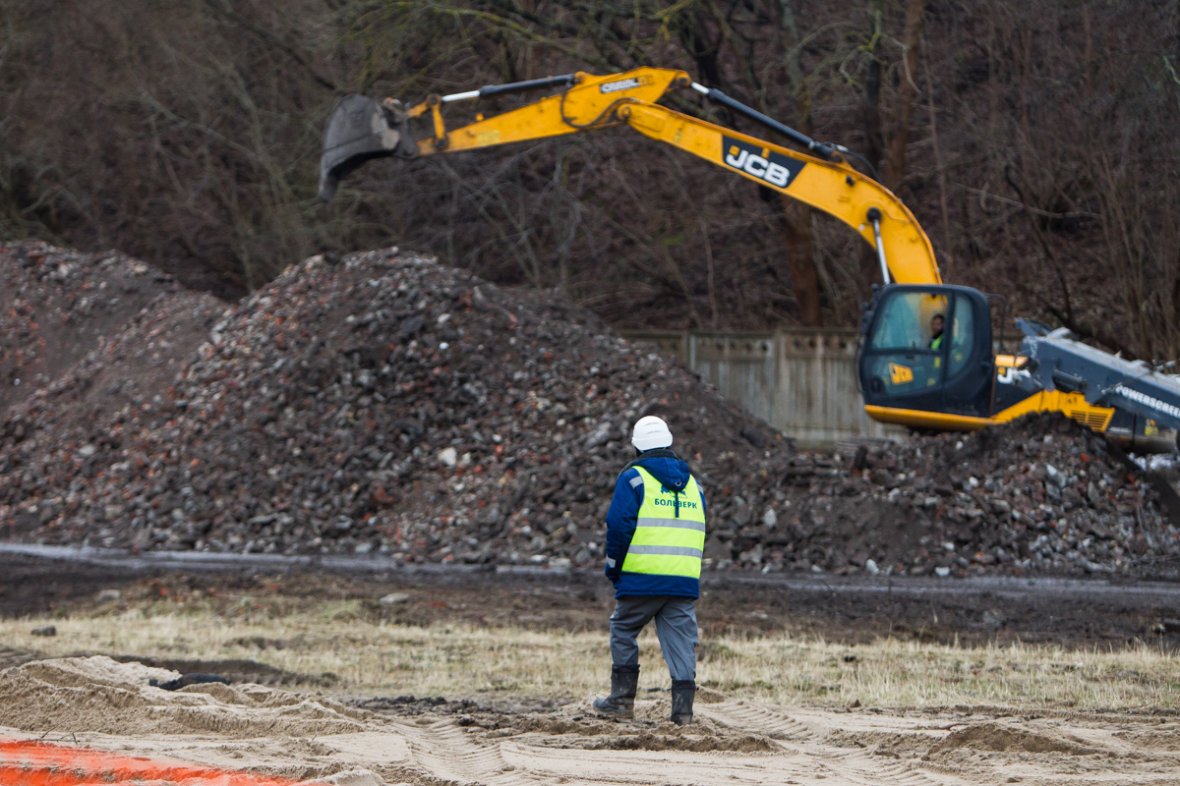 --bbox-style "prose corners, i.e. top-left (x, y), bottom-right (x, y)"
top-left (2, 552), bottom-right (1179, 785)
top-left (0, 655), bottom-right (1178, 786)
